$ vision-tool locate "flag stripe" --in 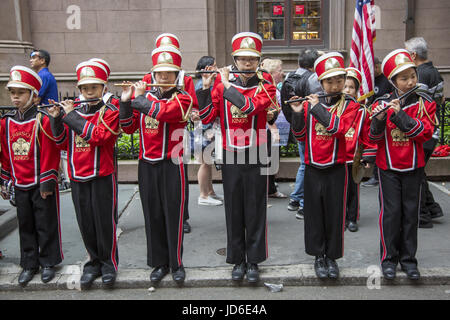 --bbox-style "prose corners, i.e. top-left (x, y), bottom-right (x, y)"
top-left (350, 0), bottom-right (376, 101)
